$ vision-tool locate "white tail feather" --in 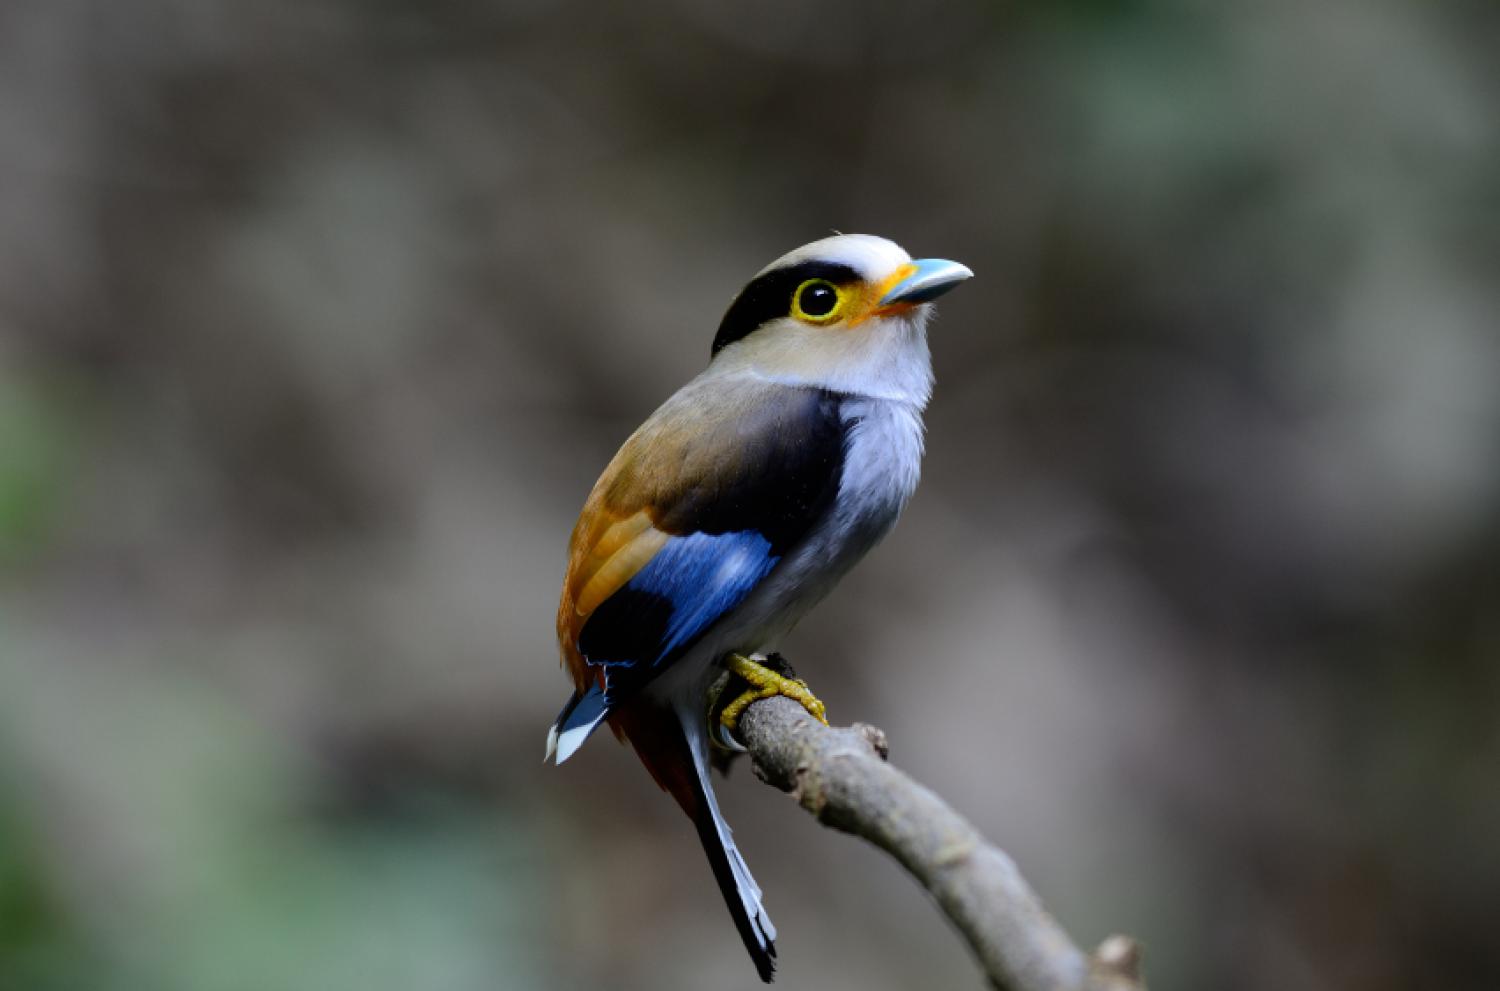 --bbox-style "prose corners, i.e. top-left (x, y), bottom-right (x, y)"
top-left (550, 710), bottom-right (606, 764)
top-left (679, 709), bottom-right (777, 948)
